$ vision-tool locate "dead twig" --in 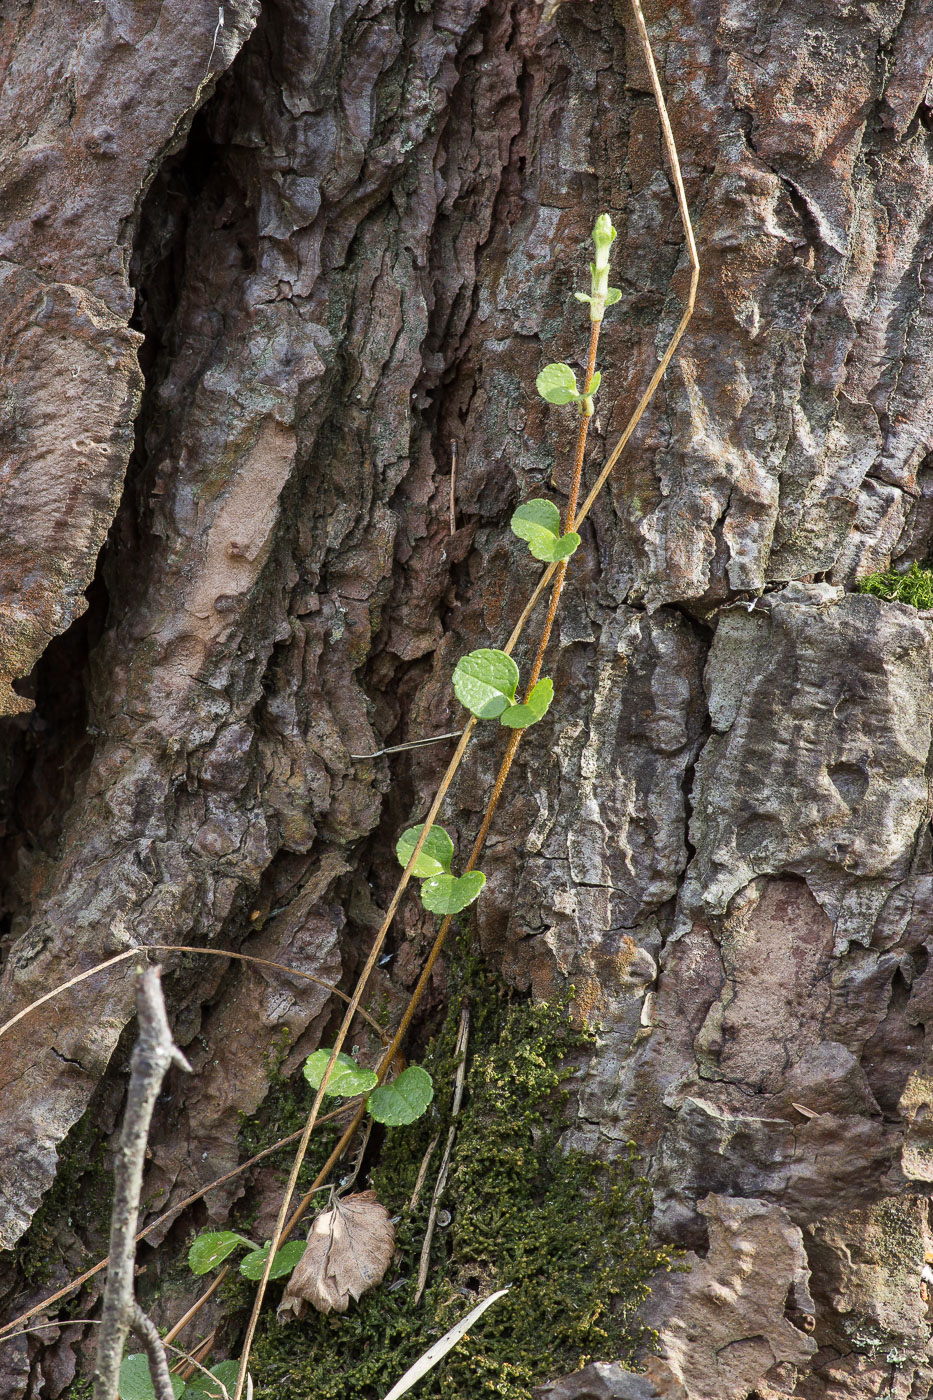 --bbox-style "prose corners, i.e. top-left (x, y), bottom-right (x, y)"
top-left (350, 731), bottom-right (463, 760)
top-left (414, 1005), bottom-right (470, 1305)
top-left (94, 966), bottom-right (190, 1400)
top-left (407, 1135), bottom-right (440, 1213)
top-left (130, 1305), bottom-right (178, 1400)
top-left (449, 439), bottom-right (457, 535)
top-left (0, 944), bottom-right (391, 1047)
